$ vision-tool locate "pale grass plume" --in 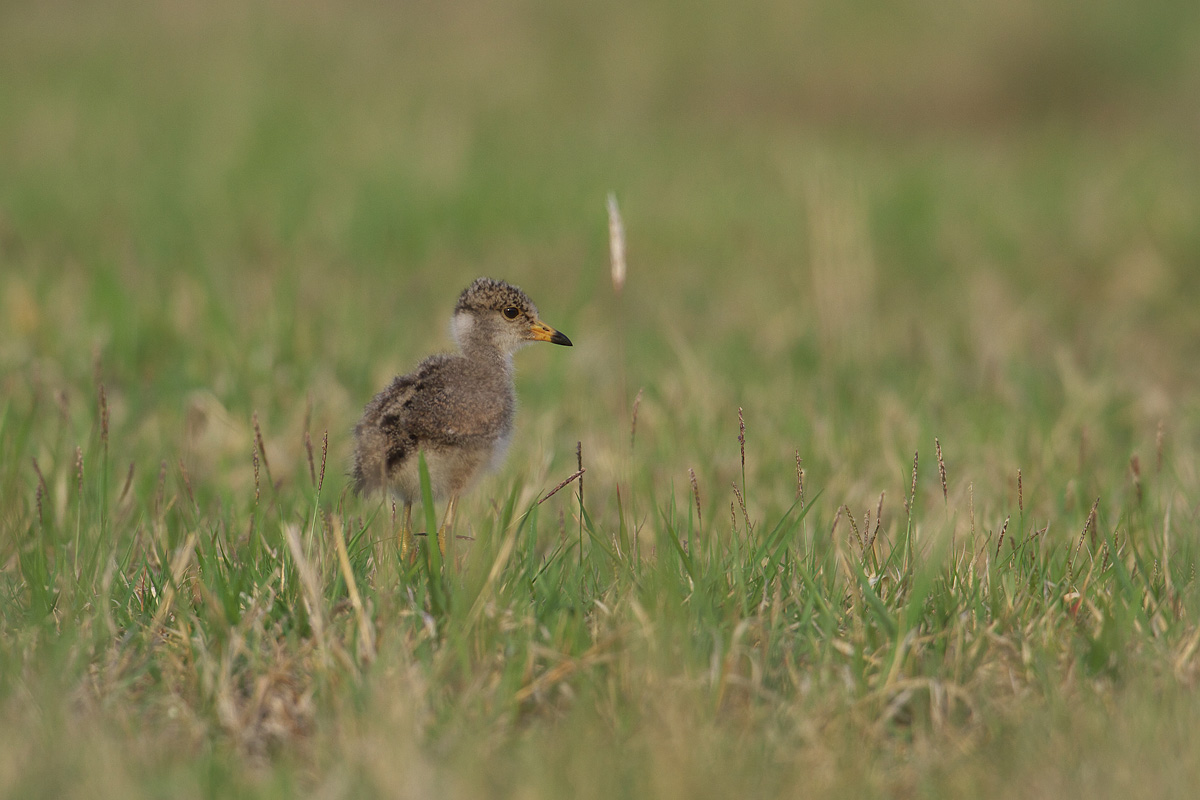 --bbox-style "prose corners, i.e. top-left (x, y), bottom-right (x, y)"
top-left (607, 192), bottom-right (626, 294)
